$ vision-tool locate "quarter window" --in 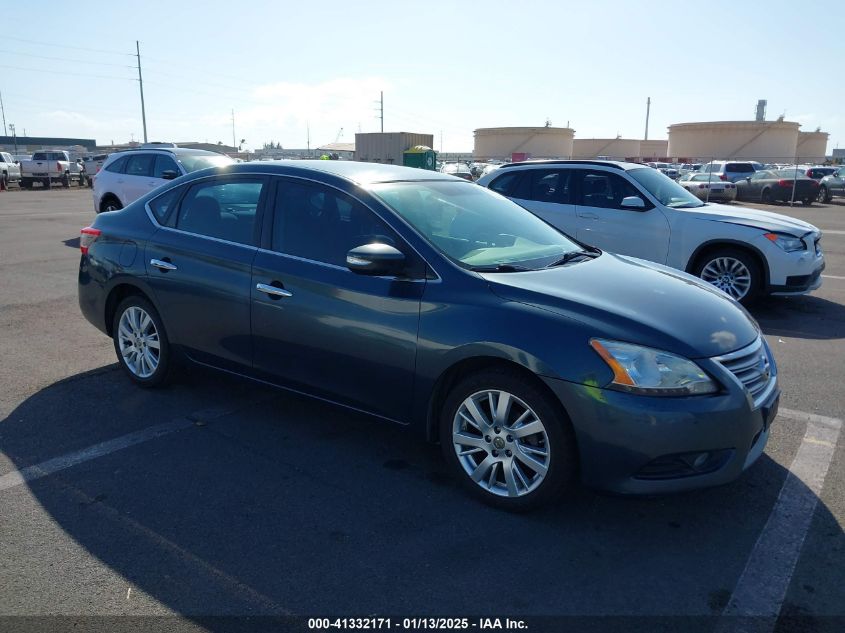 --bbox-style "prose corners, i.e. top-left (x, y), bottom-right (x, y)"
top-left (175, 179), bottom-right (264, 245)
top-left (124, 154), bottom-right (155, 177)
top-left (149, 187), bottom-right (183, 224)
top-left (489, 171), bottom-right (524, 197)
top-left (272, 180), bottom-right (398, 267)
